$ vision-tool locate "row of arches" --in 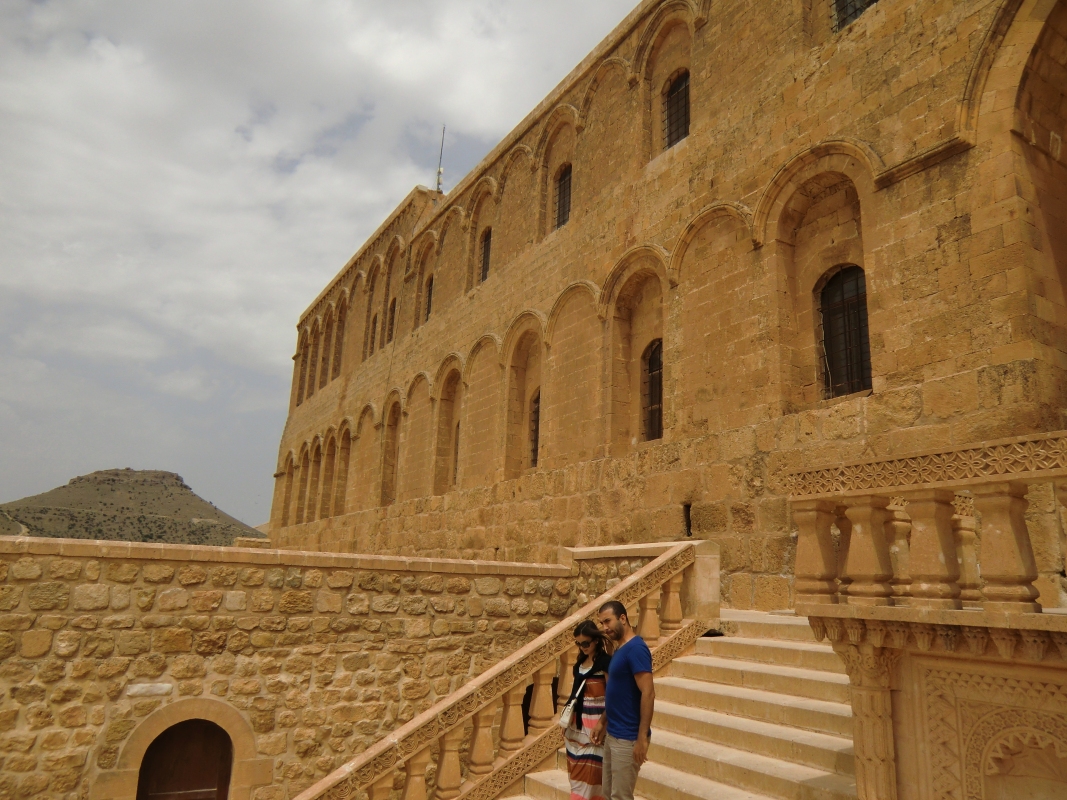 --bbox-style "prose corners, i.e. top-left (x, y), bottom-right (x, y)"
top-left (290, 2), bottom-right (704, 403)
top-left (279, 241), bottom-right (873, 531)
